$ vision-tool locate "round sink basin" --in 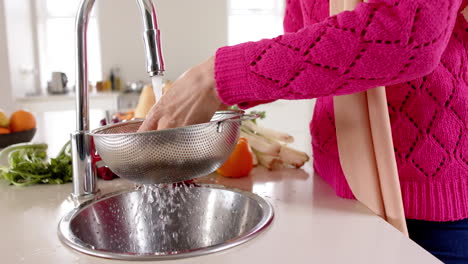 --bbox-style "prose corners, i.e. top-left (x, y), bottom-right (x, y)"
top-left (58, 184), bottom-right (274, 260)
